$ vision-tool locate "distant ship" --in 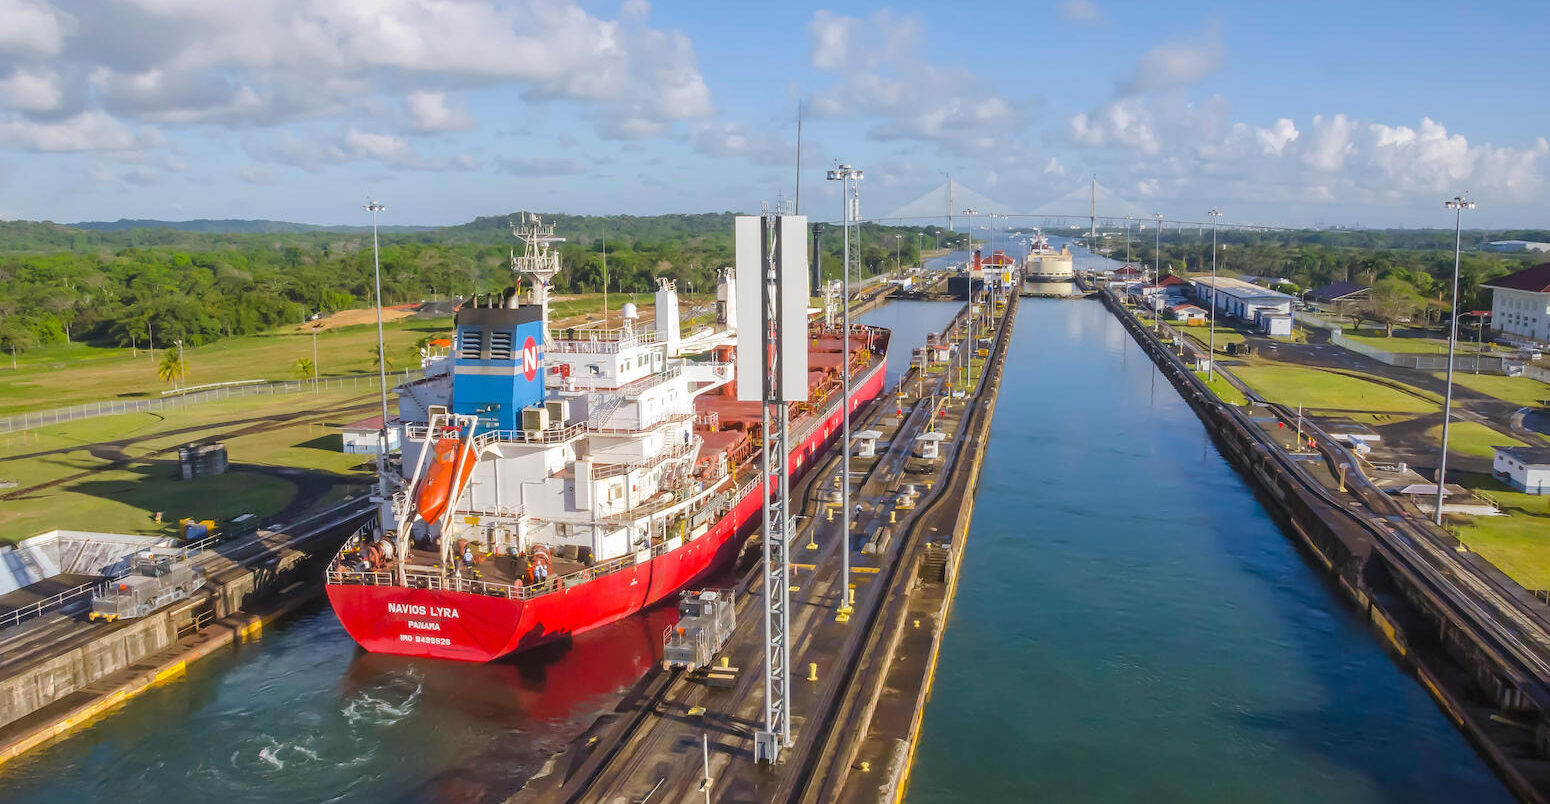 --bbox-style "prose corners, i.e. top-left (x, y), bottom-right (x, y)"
top-left (325, 215), bottom-right (888, 662)
top-left (1022, 230), bottom-right (1077, 296)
